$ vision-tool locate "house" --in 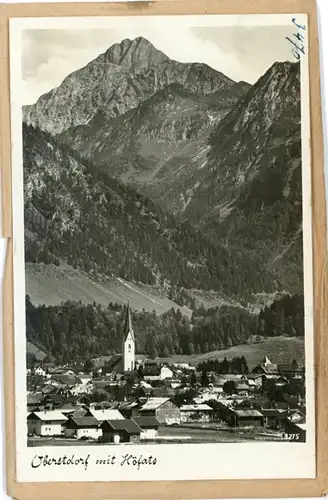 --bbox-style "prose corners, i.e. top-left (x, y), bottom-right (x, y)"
top-left (275, 376), bottom-right (289, 387)
top-left (86, 408), bottom-right (124, 423)
top-left (41, 394), bottom-right (65, 410)
top-left (139, 398), bottom-right (180, 425)
top-left (180, 404), bottom-right (213, 423)
top-left (134, 416), bottom-right (161, 439)
top-left (151, 386), bottom-right (176, 398)
top-left (252, 357), bottom-right (278, 375)
top-left (42, 384), bottom-right (62, 395)
top-left (194, 388), bottom-right (222, 403)
top-left (246, 374), bottom-right (264, 387)
top-left (101, 419), bottom-right (142, 444)
top-left (169, 380), bottom-right (182, 389)
top-left (226, 409), bottom-right (264, 428)
top-left (64, 395), bottom-right (90, 406)
top-left (136, 385), bottom-right (152, 398)
top-left (160, 366), bottom-right (174, 380)
top-left (235, 382), bottom-right (251, 394)
top-left (71, 363), bottom-right (86, 373)
top-left (57, 403), bottom-right (89, 418)
top-left (42, 362), bottom-right (56, 372)
top-left (143, 363), bottom-right (161, 382)
top-left (79, 374), bottom-right (92, 385)
top-left (56, 368), bottom-right (78, 376)
top-left (210, 376), bottom-right (227, 388)
top-left (135, 354), bottom-right (148, 366)
top-left (260, 409), bottom-right (287, 430)
top-left (211, 375), bottom-right (247, 388)
top-left (284, 419), bottom-right (306, 441)
top-left (278, 361), bottom-right (303, 379)
top-left (172, 363), bottom-right (196, 371)
top-left (261, 375), bottom-right (280, 389)
top-left (27, 393), bottom-right (43, 412)
top-left (27, 411), bottom-right (67, 436)
top-left (274, 402), bottom-right (290, 411)
top-left (102, 354), bottom-right (124, 375)
top-left (71, 382), bottom-right (93, 396)
top-left (118, 400), bottom-right (142, 419)
top-left (65, 416), bottom-right (101, 440)
top-left (50, 374), bottom-right (82, 386)
top-left (286, 409), bottom-right (305, 424)
top-left (34, 366), bottom-right (47, 377)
